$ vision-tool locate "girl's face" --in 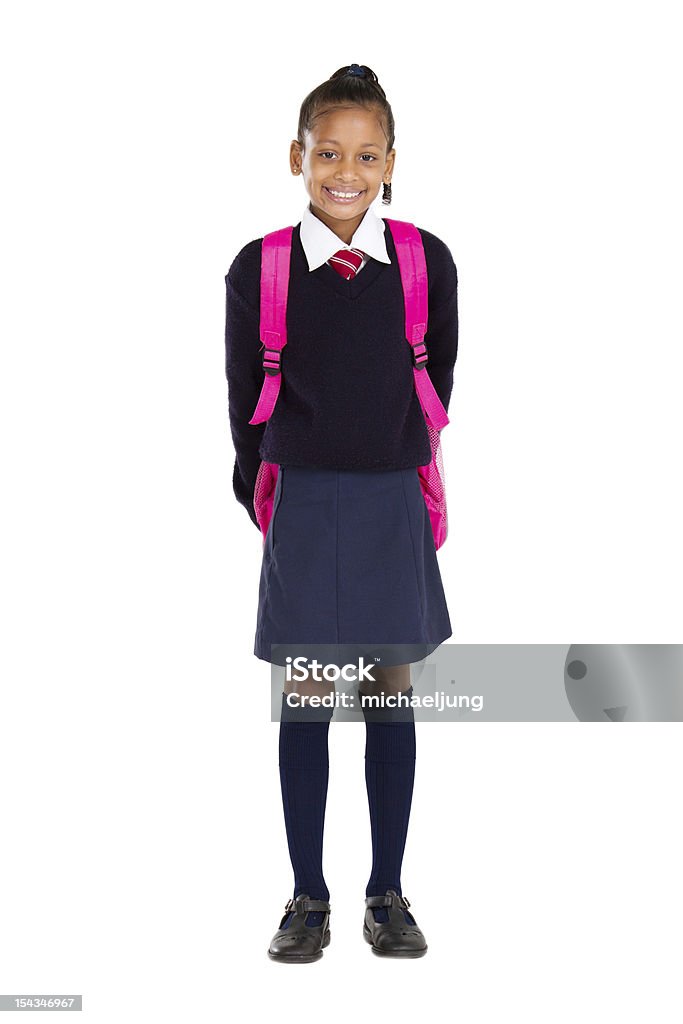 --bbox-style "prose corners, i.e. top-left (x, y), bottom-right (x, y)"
top-left (290, 105), bottom-right (395, 243)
